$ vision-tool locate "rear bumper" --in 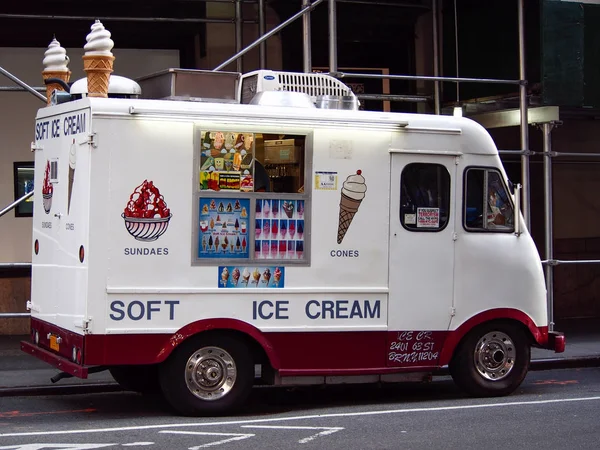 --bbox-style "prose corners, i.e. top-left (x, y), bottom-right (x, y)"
top-left (21, 340), bottom-right (89, 379)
